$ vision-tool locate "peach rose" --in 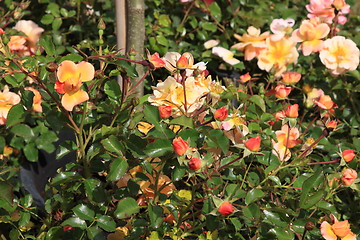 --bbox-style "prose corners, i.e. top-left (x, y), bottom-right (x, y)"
top-left (341, 168), bottom-right (357, 186)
